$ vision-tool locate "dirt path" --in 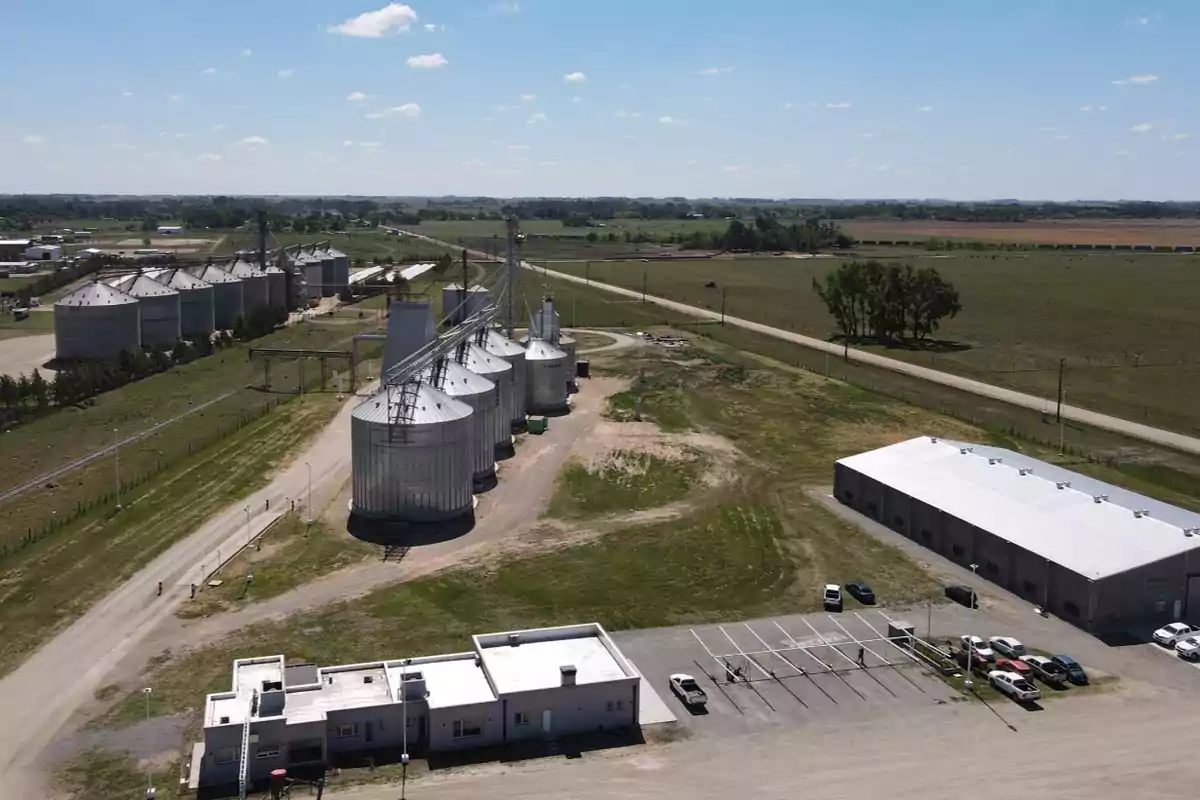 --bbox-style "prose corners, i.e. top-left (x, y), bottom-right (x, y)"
top-left (0, 332), bottom-right (55, 380)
